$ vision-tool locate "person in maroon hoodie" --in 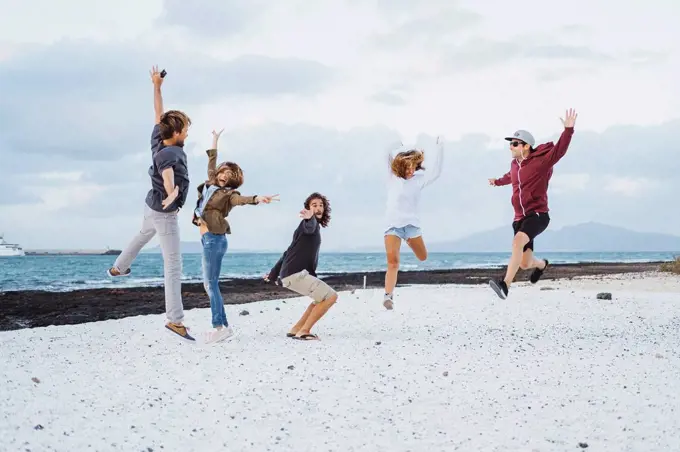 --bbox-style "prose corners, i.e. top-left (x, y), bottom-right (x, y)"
top-left (488, 108), bottom-right (578, 299)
